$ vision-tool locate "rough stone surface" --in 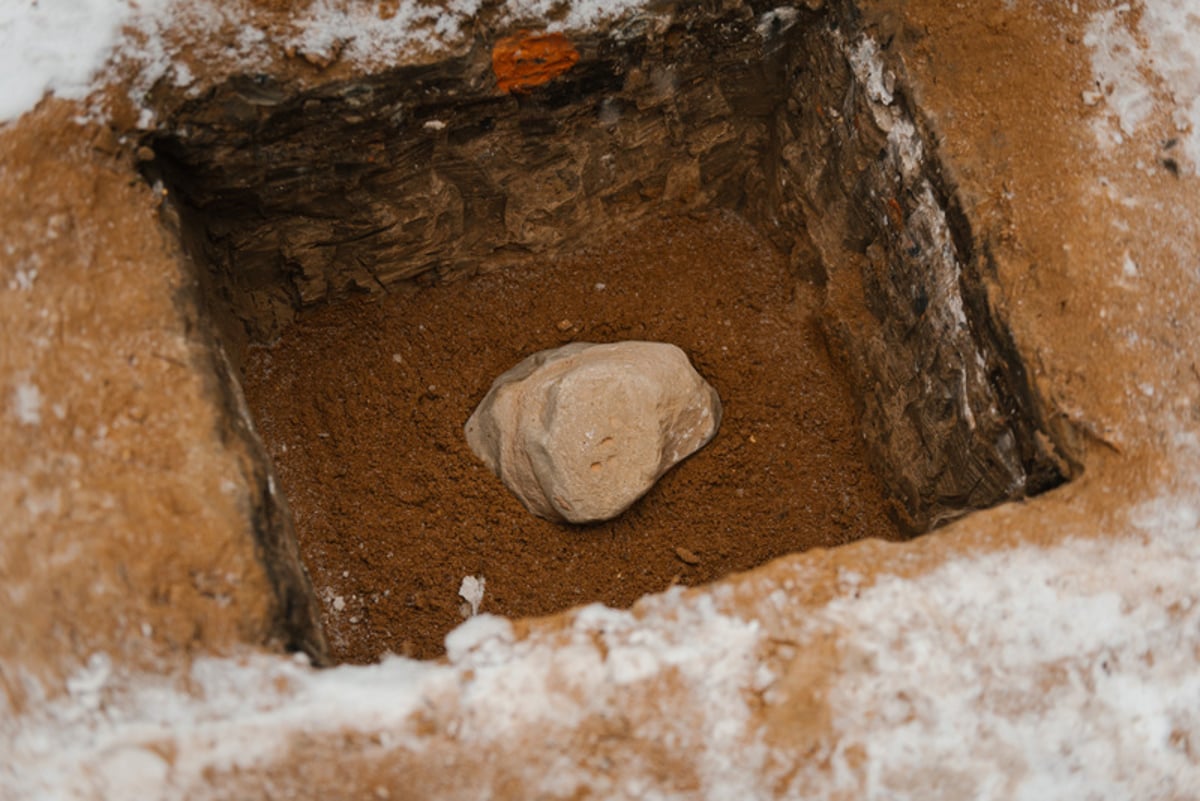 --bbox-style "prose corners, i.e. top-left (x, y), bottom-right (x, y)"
top-left (465, 341), bottom-right (721, 523)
